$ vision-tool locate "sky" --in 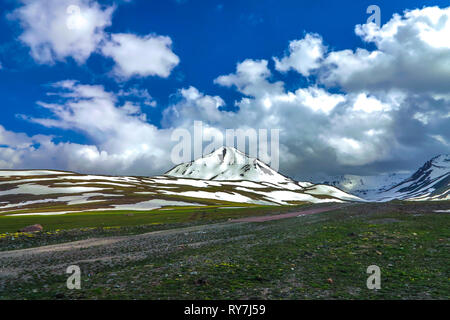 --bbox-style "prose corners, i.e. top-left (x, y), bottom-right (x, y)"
top-left (0, 0), bottom-right (449, 180)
